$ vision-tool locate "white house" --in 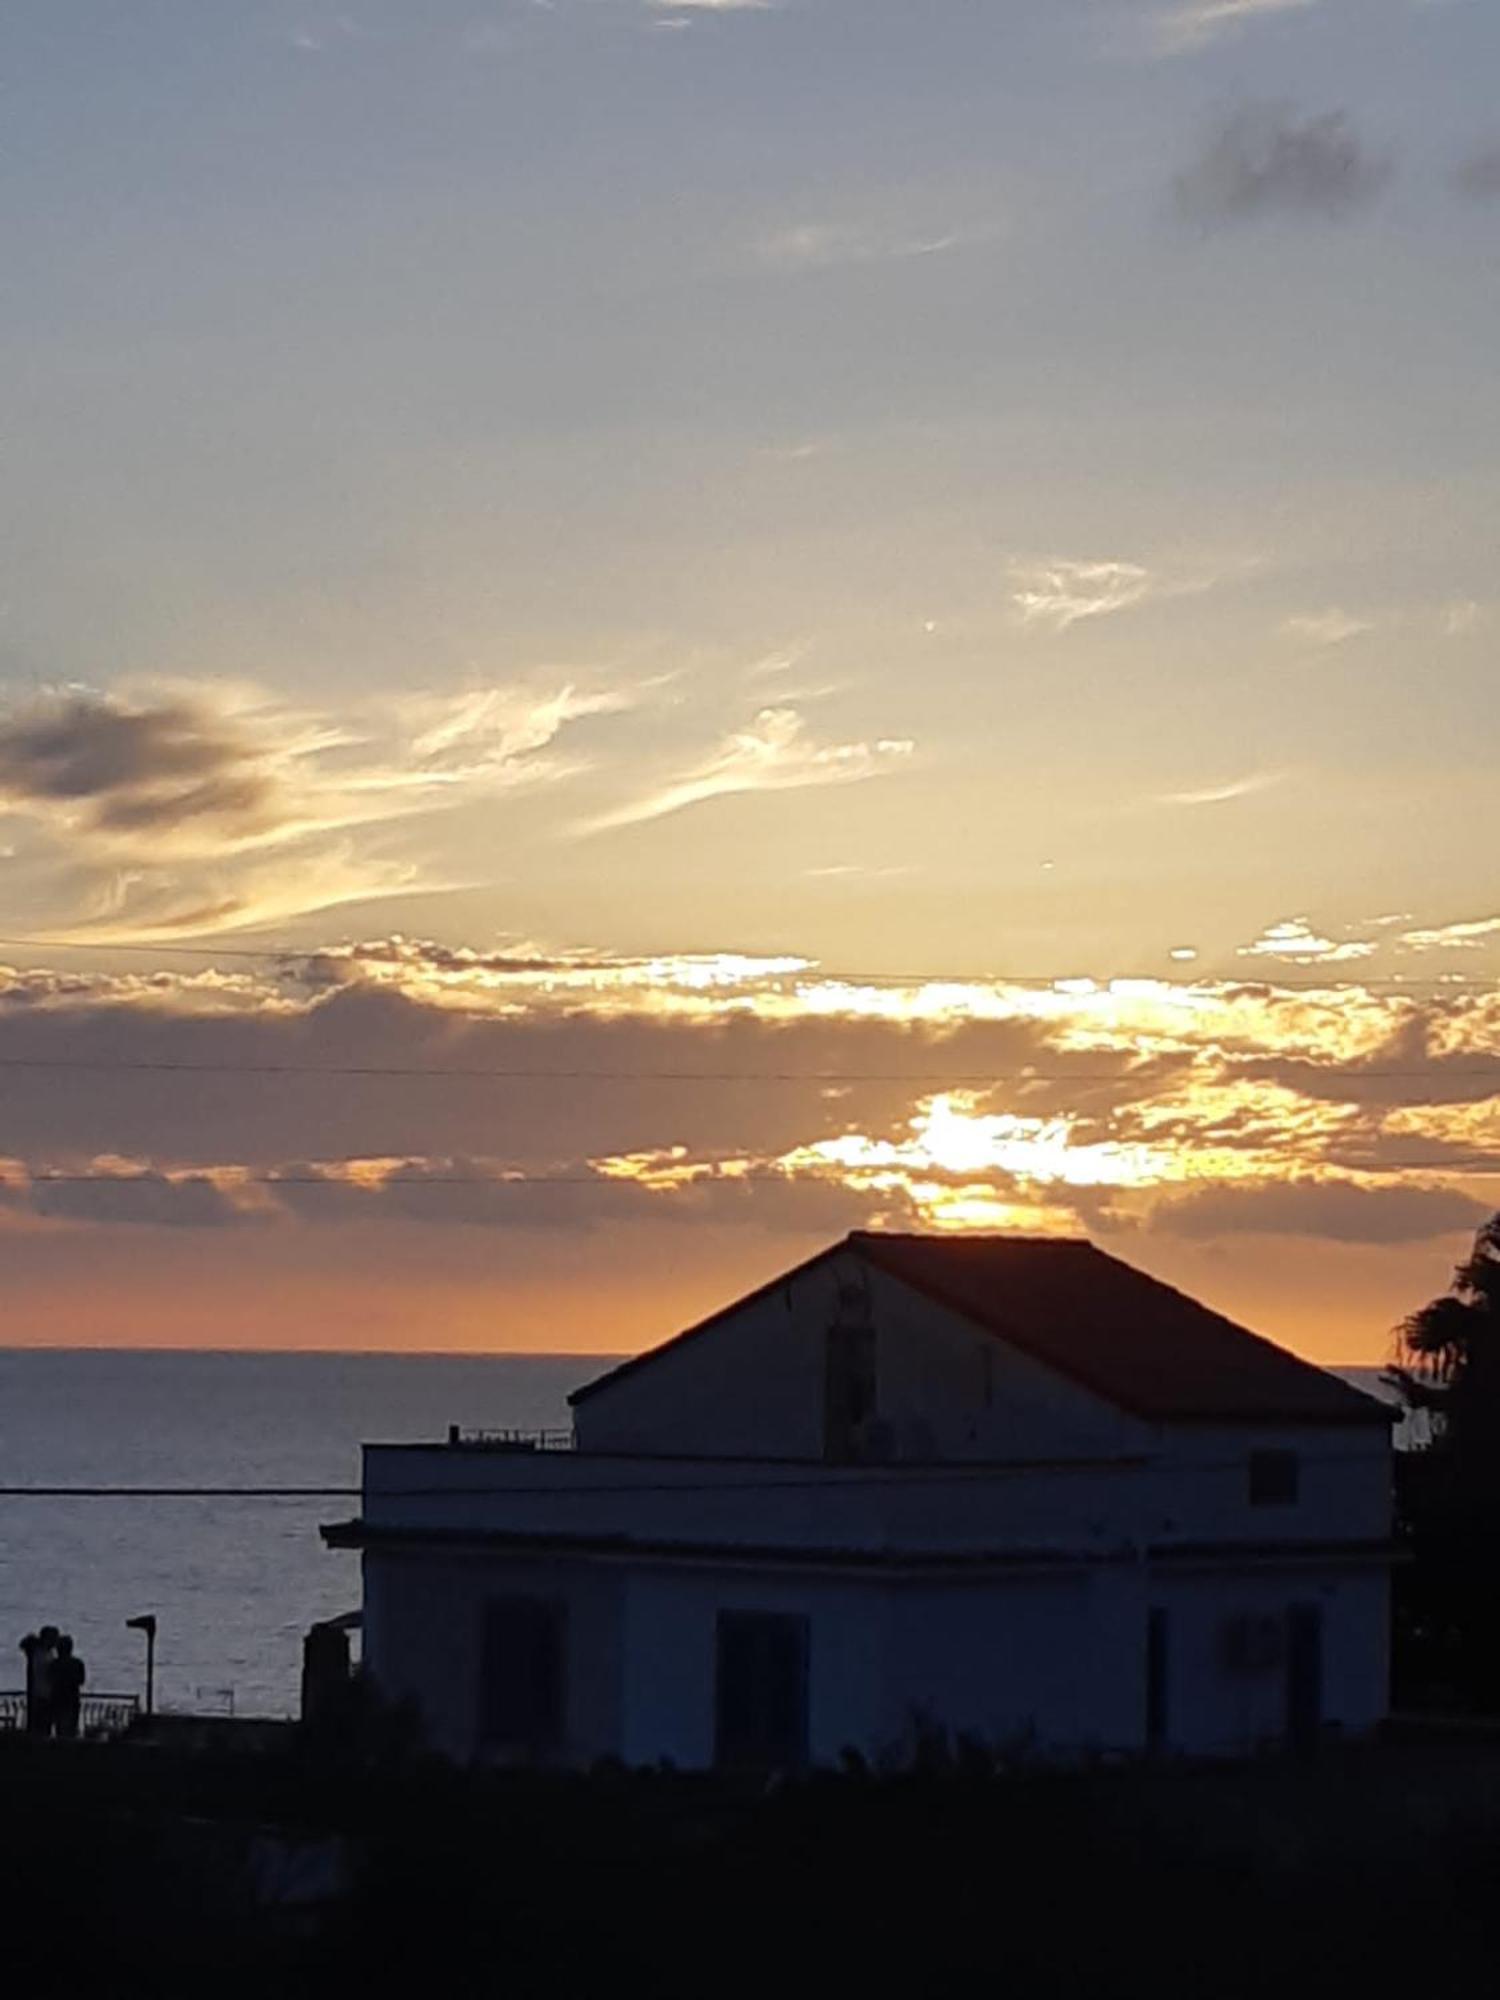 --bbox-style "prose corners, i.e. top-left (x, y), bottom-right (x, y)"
top-left (325, 1231), bottom-right (1392, 1769)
